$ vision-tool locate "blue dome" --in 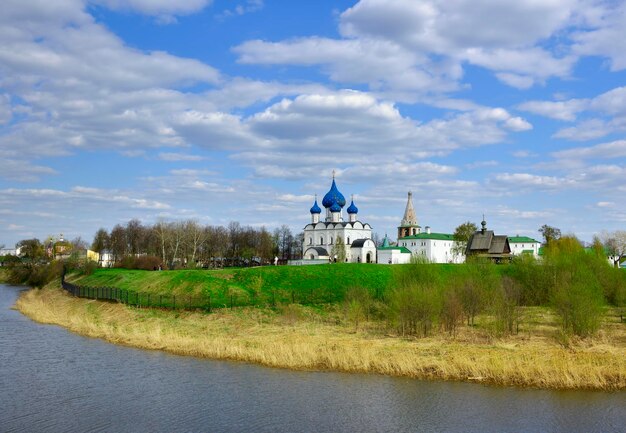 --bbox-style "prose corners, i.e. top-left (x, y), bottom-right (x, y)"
top-left (329, 201), bottom-right (341, 213)
top-left (310, 199), bottom-right (321, 214)
top-left (322, 179), bottom-right (346, 208)
top-left (347, 199), bottom-right (358, 214)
